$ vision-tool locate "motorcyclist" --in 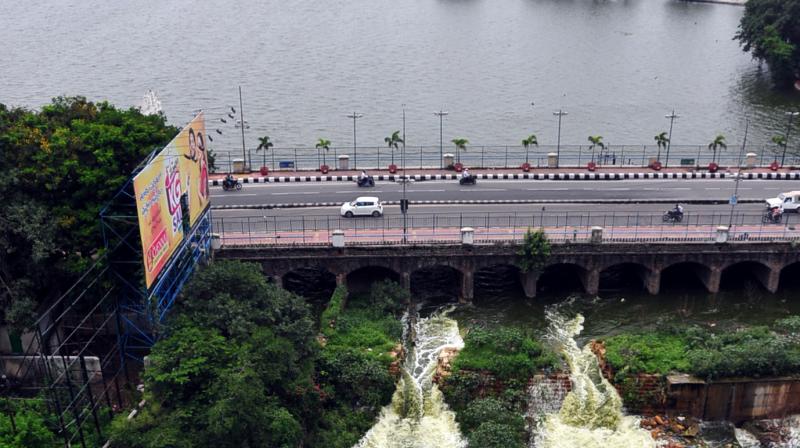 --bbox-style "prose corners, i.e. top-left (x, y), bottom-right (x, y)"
top-left (461, 168), bottom-right (470, 179)
top-left (223, 173), bottom-right (235, 188)
top-left (771, 206), bottom-right (782, 220)
top-left (359, 170), bottom-right (368, 181)
top-left (672, 203), bottom-right (684, 217)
